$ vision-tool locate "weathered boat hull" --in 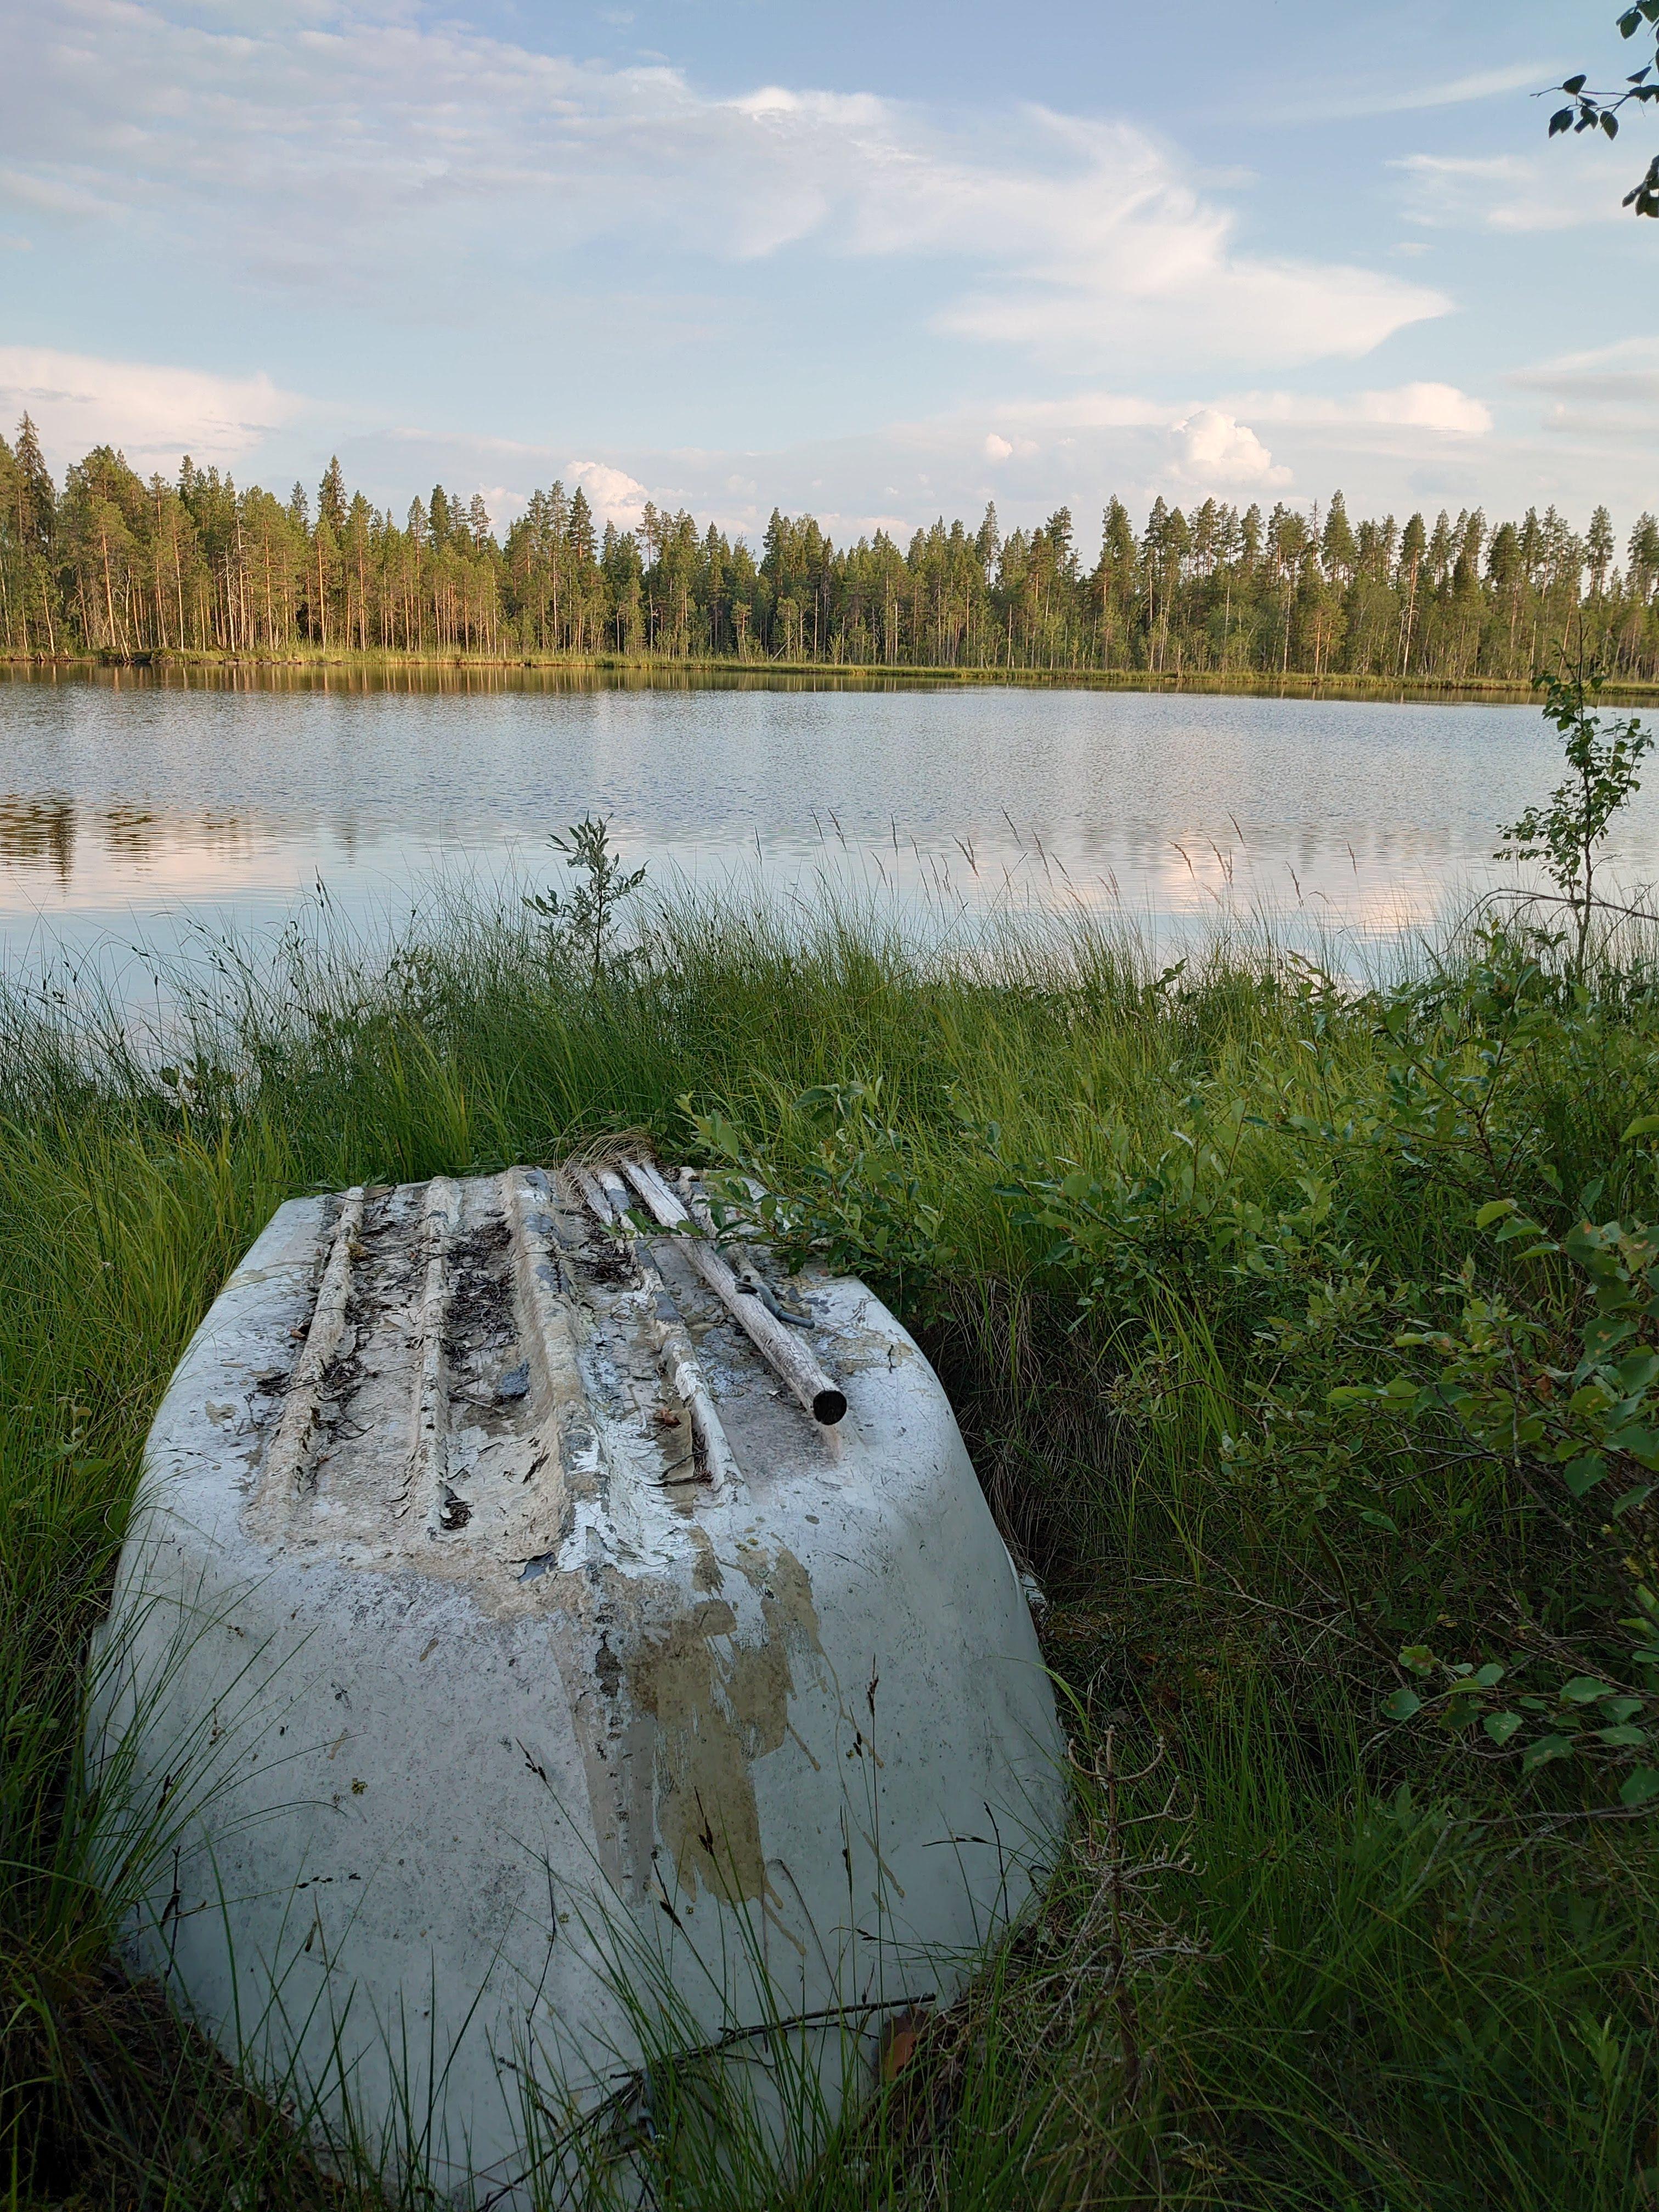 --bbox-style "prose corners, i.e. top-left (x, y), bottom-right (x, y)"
top-left (93, 1166), bottom-right (1064, 2197)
